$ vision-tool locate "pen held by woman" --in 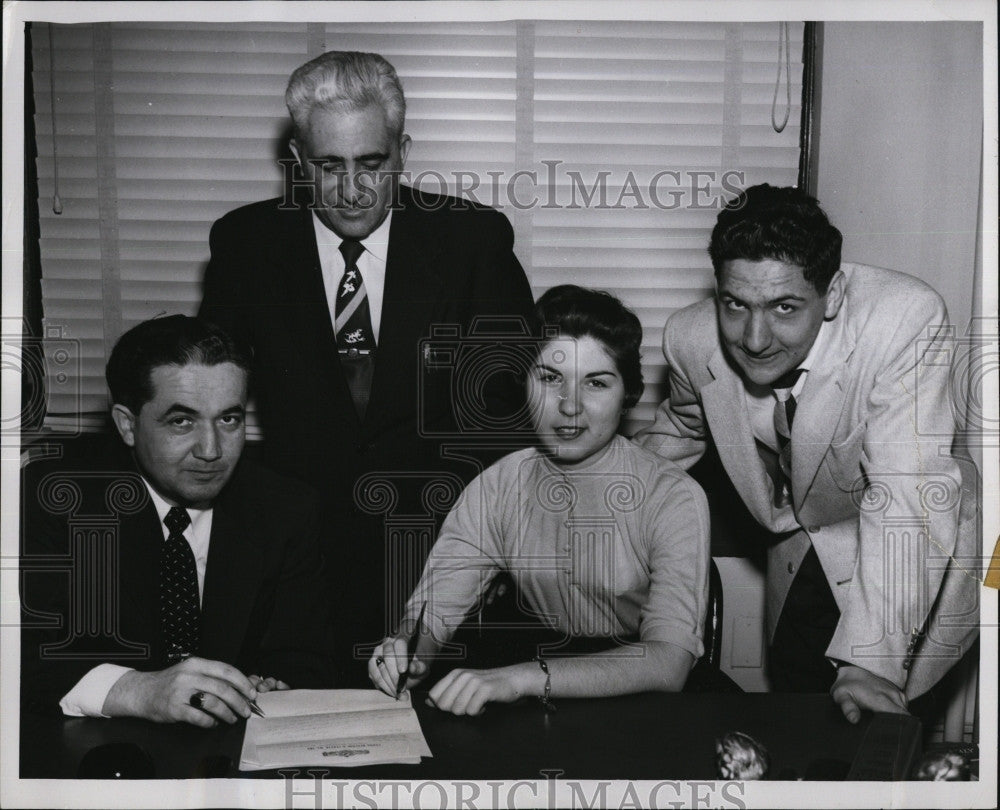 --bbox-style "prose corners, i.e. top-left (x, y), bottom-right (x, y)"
top-left (395, 601), bottom-right (428, 698)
